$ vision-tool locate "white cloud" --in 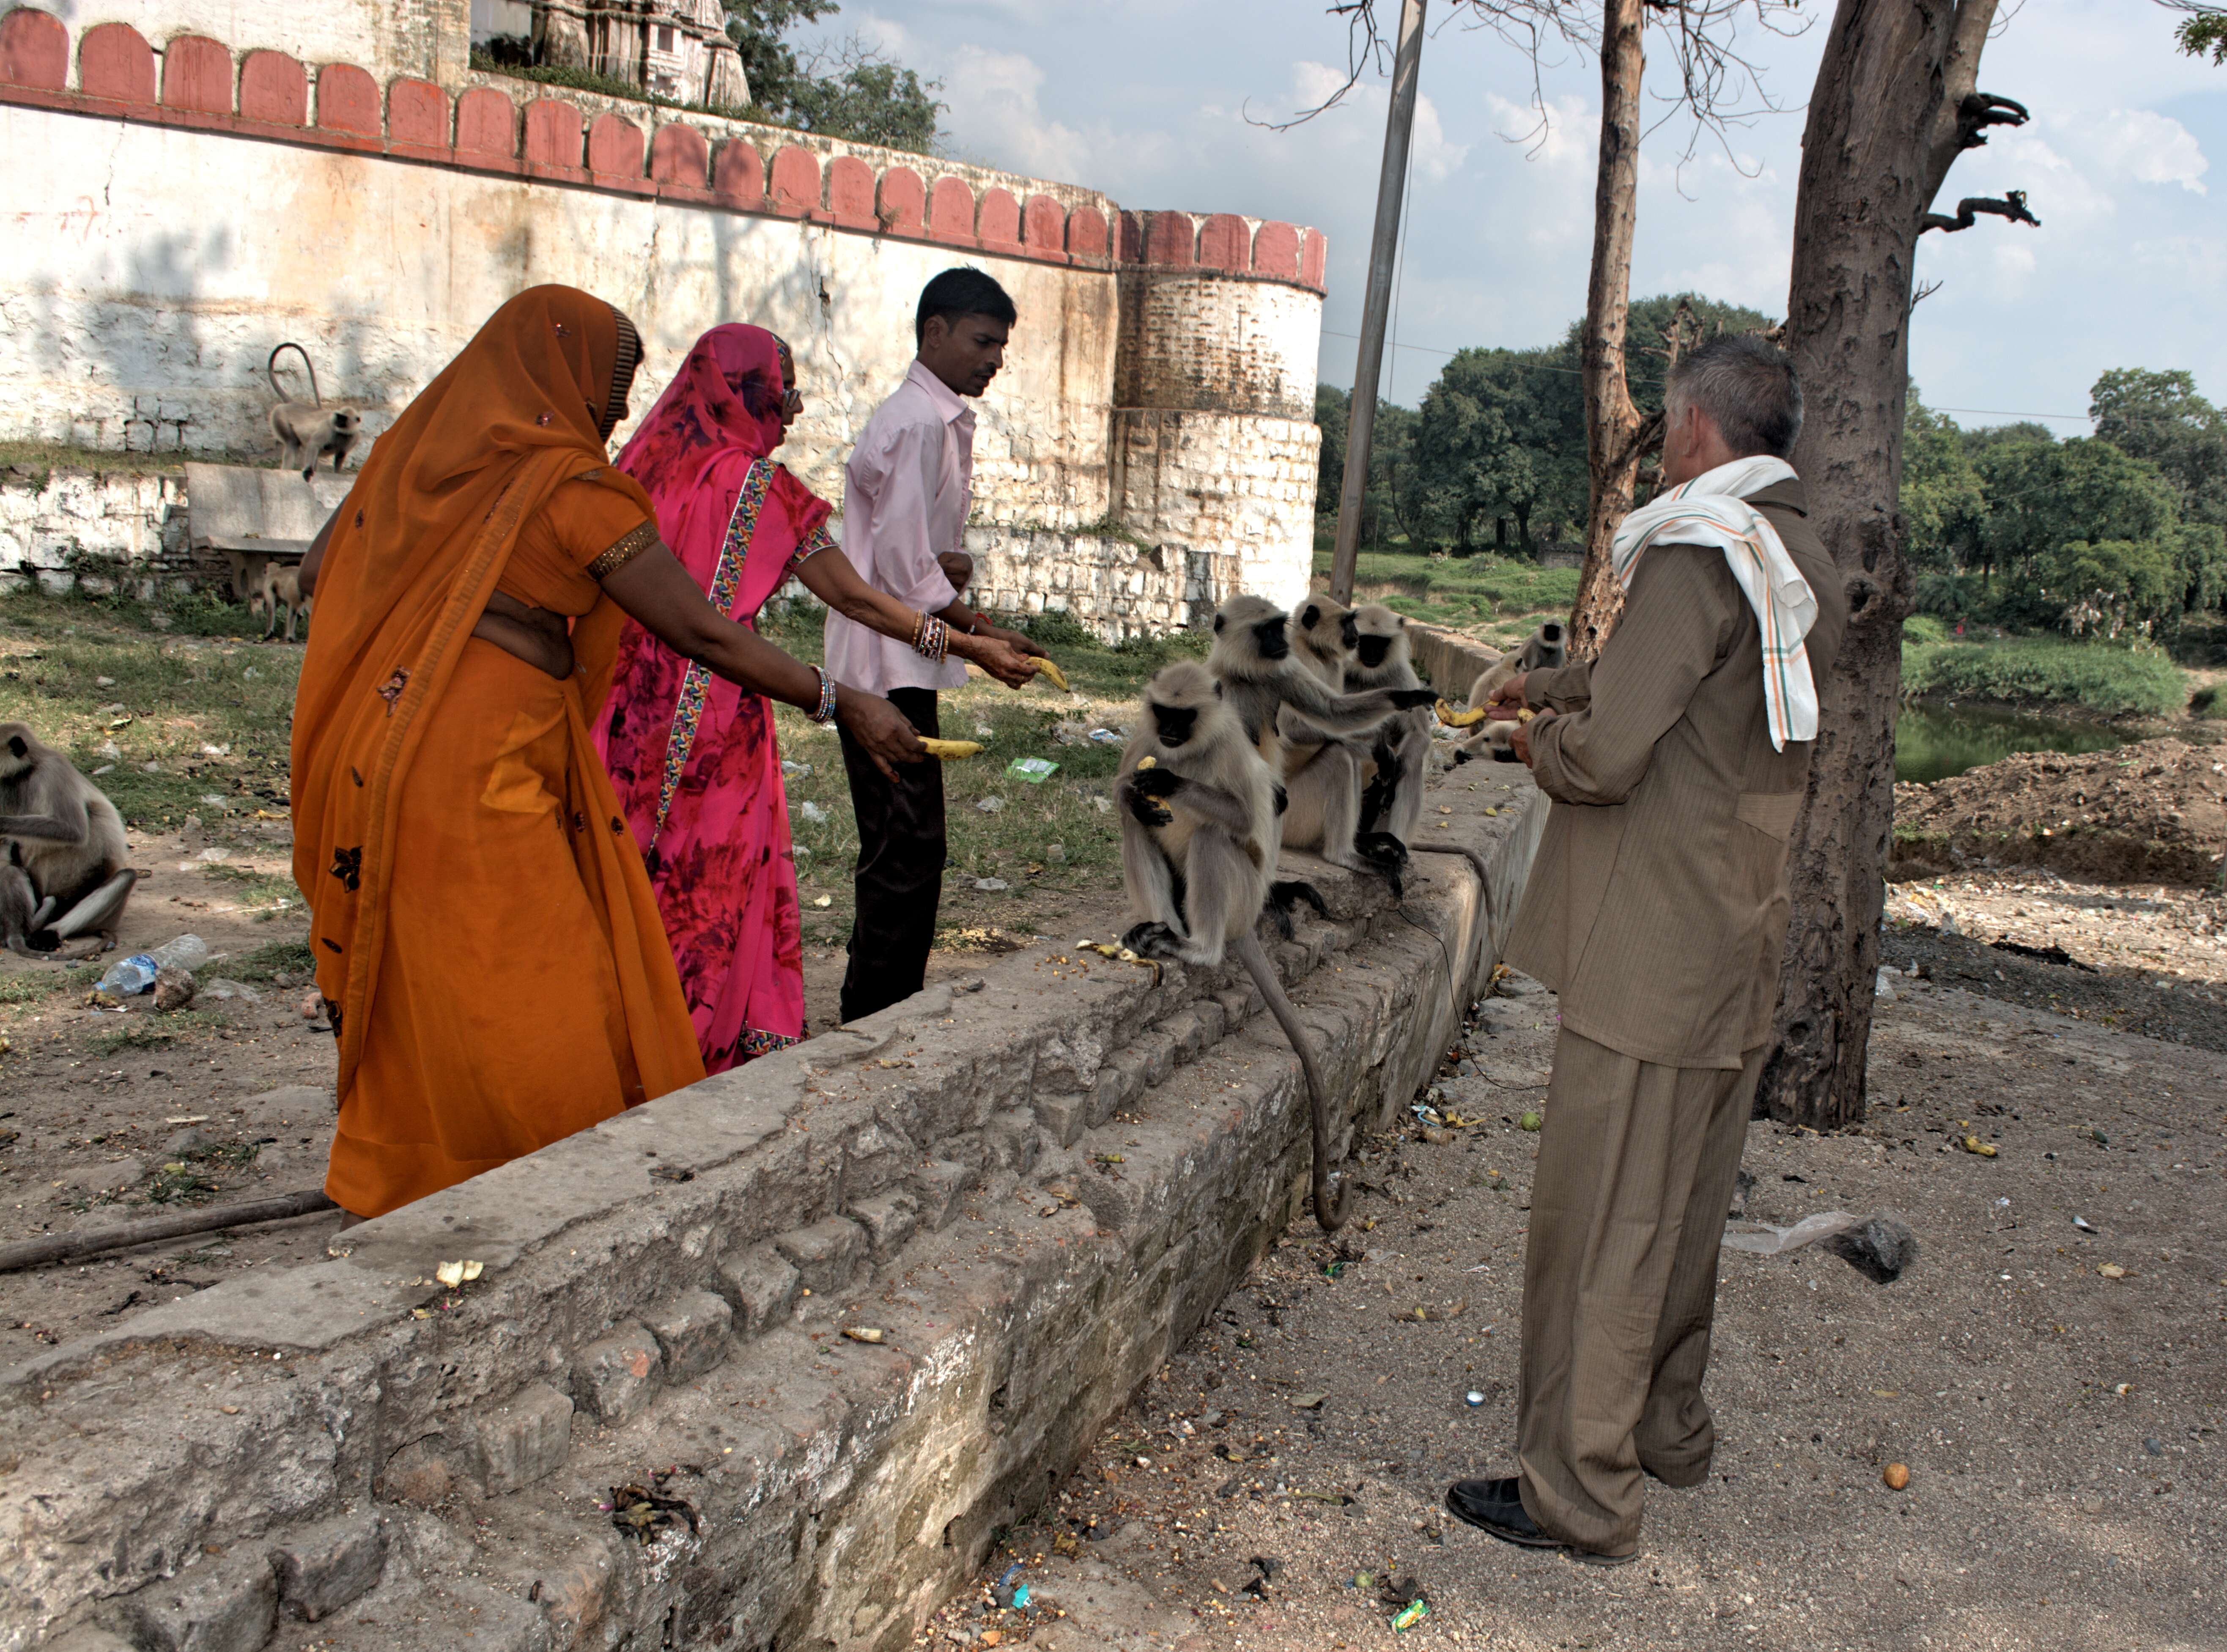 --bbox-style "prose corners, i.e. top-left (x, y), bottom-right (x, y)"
top-left (1288, 62), bottom-right (1469, 182)
top-left (2076, 108), bottom-right (2208, 195)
